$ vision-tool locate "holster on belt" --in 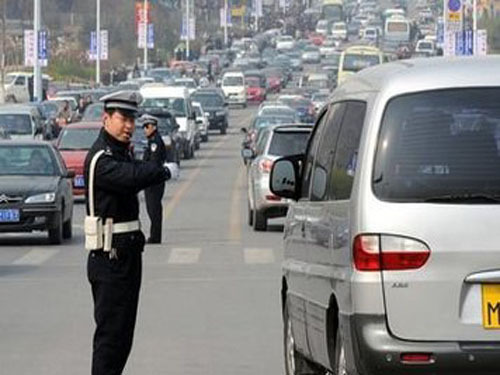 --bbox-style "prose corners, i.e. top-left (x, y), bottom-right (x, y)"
top-left (103, 218), bottom-right (113, 252)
